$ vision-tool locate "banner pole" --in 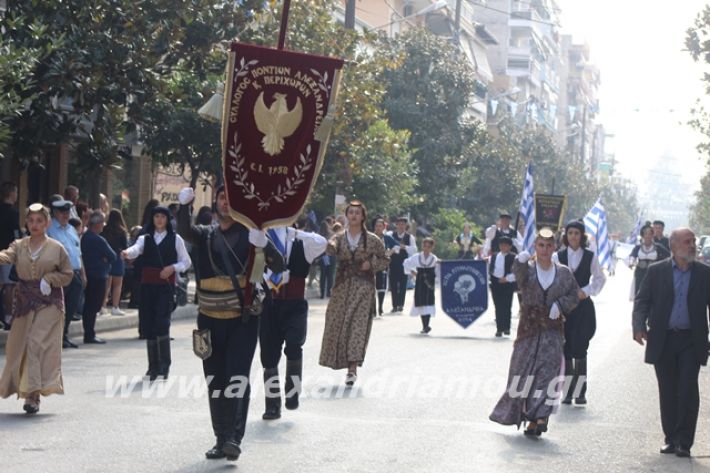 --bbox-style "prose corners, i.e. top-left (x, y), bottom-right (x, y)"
top-left (277, 0), bottom-right (291, 50)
